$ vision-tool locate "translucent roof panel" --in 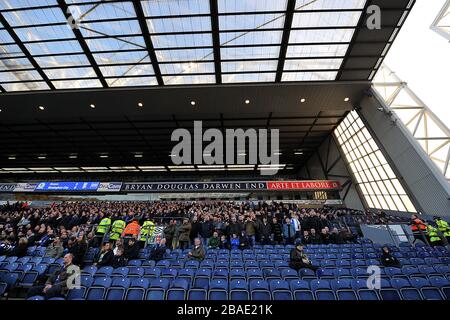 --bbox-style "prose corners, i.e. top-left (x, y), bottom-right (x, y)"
top-left (295, 0), bottom-right (367, 10)
top-left (159, 62), bottom-right (214, 75)
top-left (218, 0), bottom-right (288, 13)
top-left (286, 44), bottom-right (349, 58)
top-left (147, 17), bottom-right (211, 33)
top-left (163, 74), bottom-right (215, 85)
top-left (219, 14), bottom-right (286, 30)
top-left (284, 59), bottom-right (343, 71)
top-left (223, 72), bottom-right (276, 83)
top-left (0, 0), bottom-right (402, 91)
top-left (282, 71), bottom-right (338, 81)
top-left (142, 0), bottom-right (210, 17)
top-left (292, 12), bottom-right (362, 28)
